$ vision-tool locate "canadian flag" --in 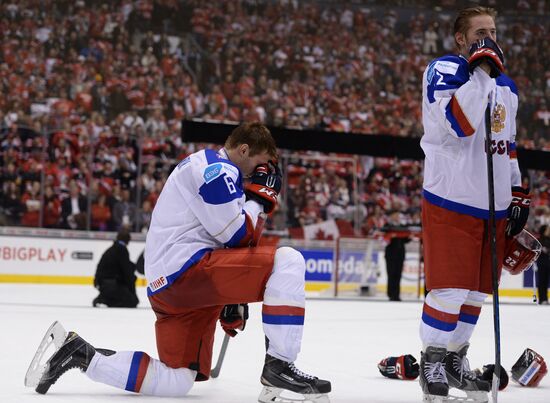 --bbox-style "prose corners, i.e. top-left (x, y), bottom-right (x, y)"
top-left (288, 219), bottom-right (355, 240)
